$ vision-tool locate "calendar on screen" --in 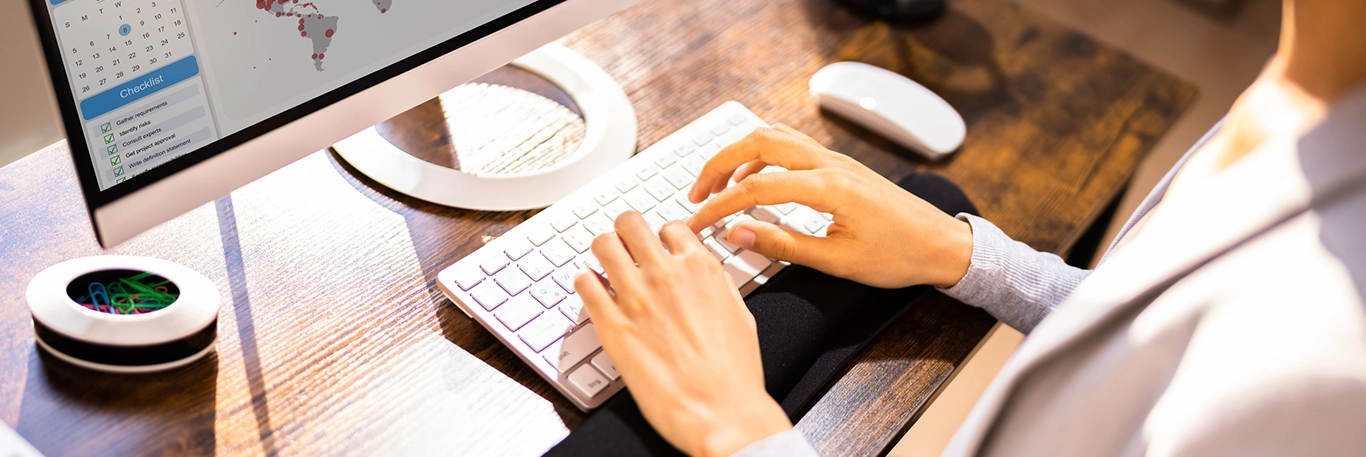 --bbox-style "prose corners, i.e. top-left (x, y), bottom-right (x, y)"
top-left (48, 0), bottom-right (217, 190)
top-left (52, 0), bottom-right (195, 100)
